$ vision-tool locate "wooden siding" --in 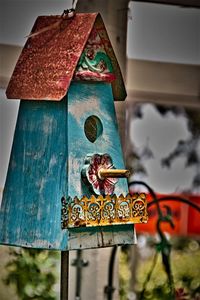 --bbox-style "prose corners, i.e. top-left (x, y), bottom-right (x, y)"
top-left (0, 82), bottom-right (136, 250)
